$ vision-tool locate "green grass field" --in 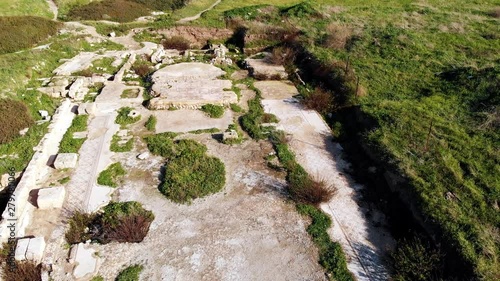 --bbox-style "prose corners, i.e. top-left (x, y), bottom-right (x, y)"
top-left (0, 0), bottom-right (52, 18)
